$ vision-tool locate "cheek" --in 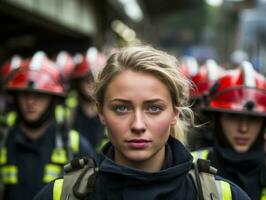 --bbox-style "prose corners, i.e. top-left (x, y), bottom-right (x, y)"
top-left (220, 120), bottom-right (235, 139)
top-left (104, 115), bottom-right (129, 141)
top-left (147, 115), bottom-right (173, 138)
